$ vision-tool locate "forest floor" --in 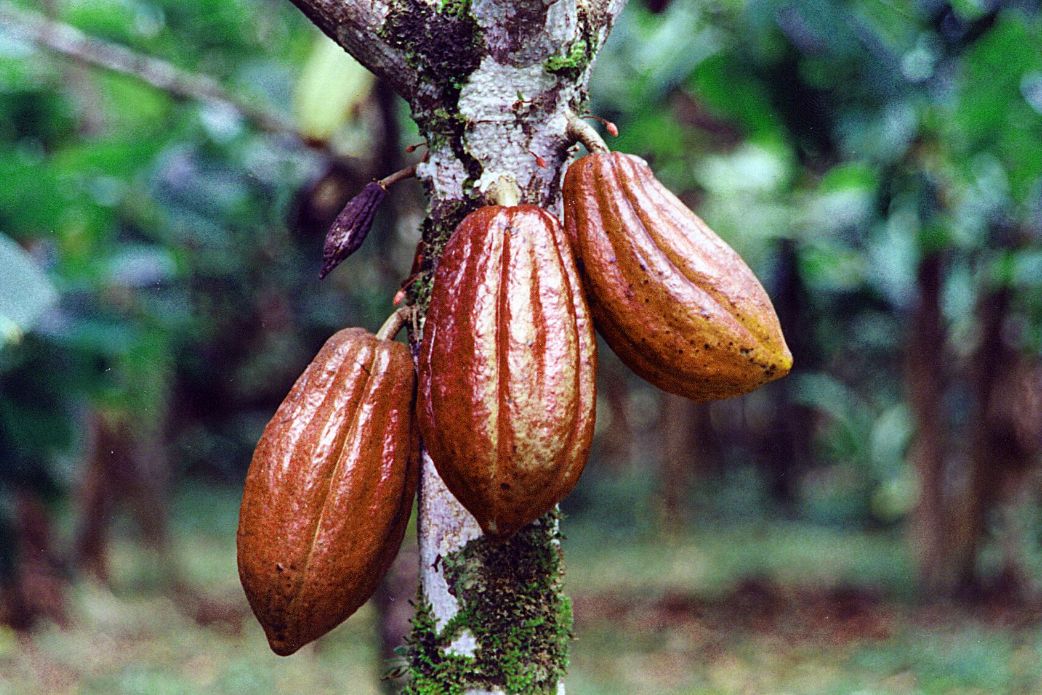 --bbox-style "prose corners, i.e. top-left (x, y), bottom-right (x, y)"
top-left (2, 485), bottom-right (1041, 695)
